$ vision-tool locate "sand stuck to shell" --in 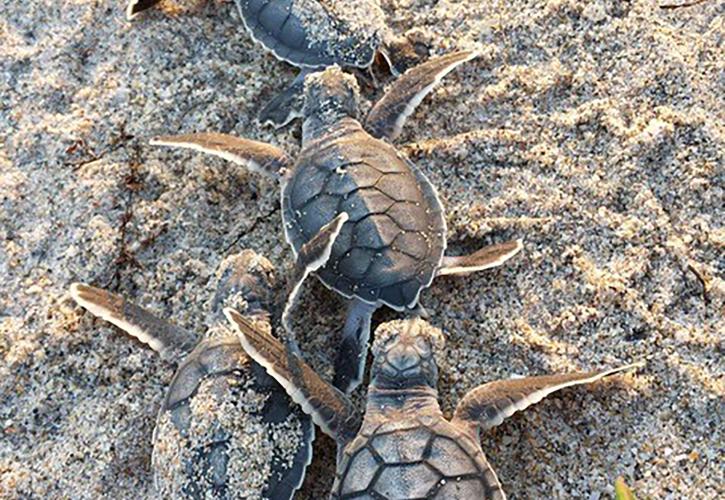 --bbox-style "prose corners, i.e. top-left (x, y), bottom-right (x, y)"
top-left (0, 0), bottom-right (722, 498)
